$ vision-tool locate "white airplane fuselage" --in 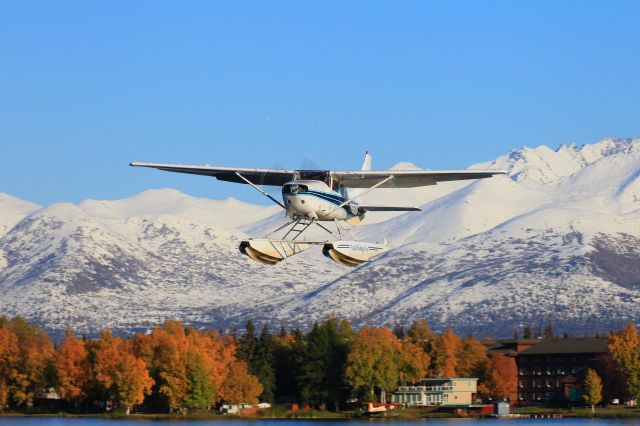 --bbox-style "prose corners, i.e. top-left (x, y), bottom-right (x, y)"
top-left (282, 180), bottom-right (358, 221)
